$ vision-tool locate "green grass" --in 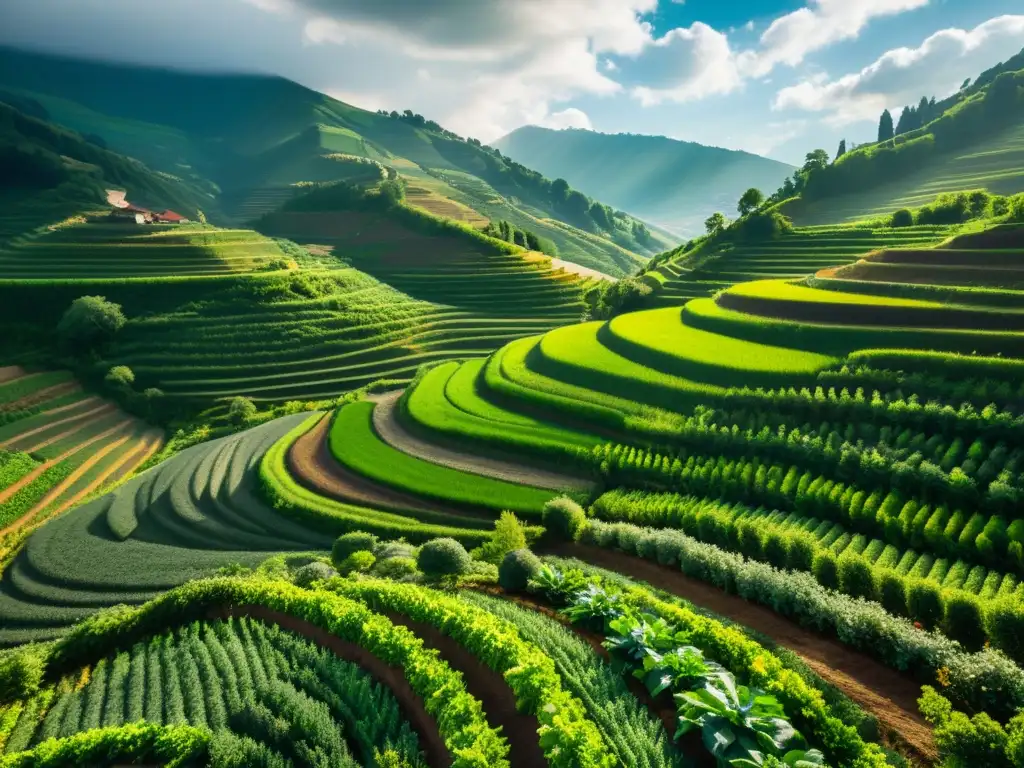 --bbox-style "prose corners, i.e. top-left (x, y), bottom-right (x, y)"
top-left (328, 400), bottom-right (555, 516)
